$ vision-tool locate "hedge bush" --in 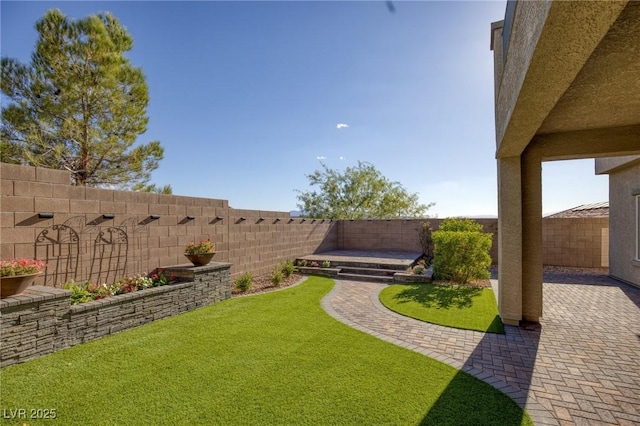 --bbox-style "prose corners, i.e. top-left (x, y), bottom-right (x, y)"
top-left (432, 218), bottom-right (492, 284)
top-left (437, 217), bottom-right (484, 233)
